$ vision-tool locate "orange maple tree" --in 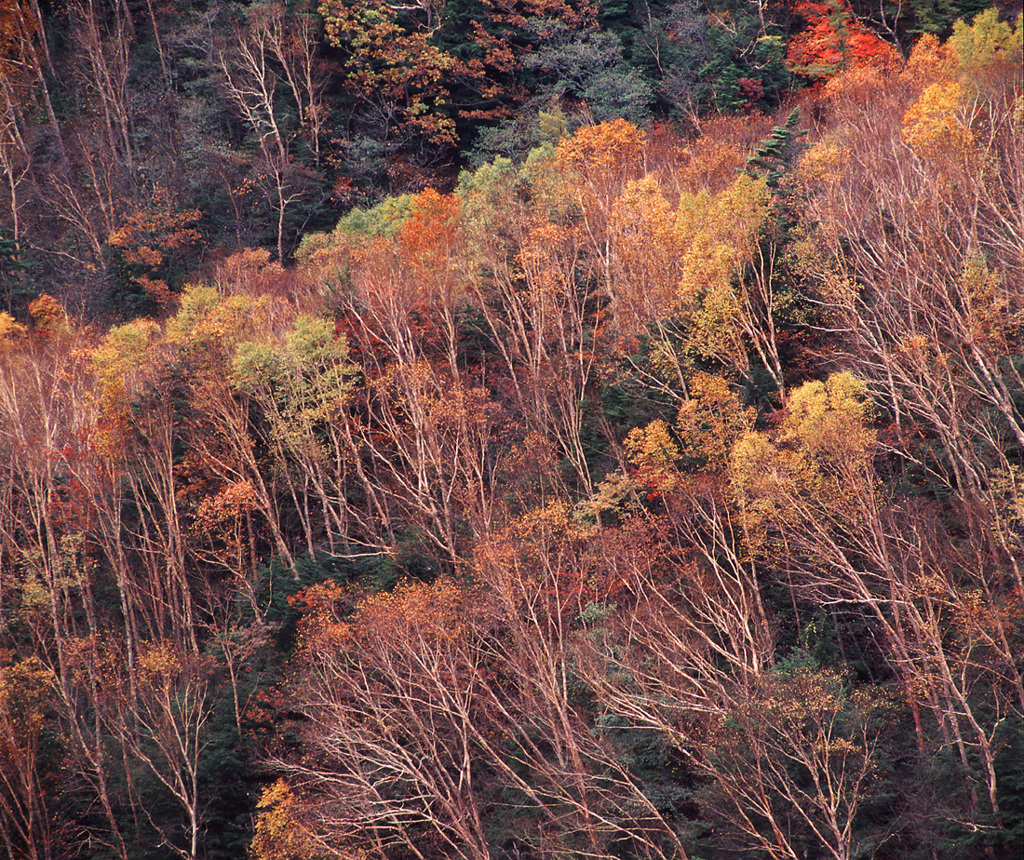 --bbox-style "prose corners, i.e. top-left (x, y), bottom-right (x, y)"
top-left (786, 0), bottom-right (898, 79)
